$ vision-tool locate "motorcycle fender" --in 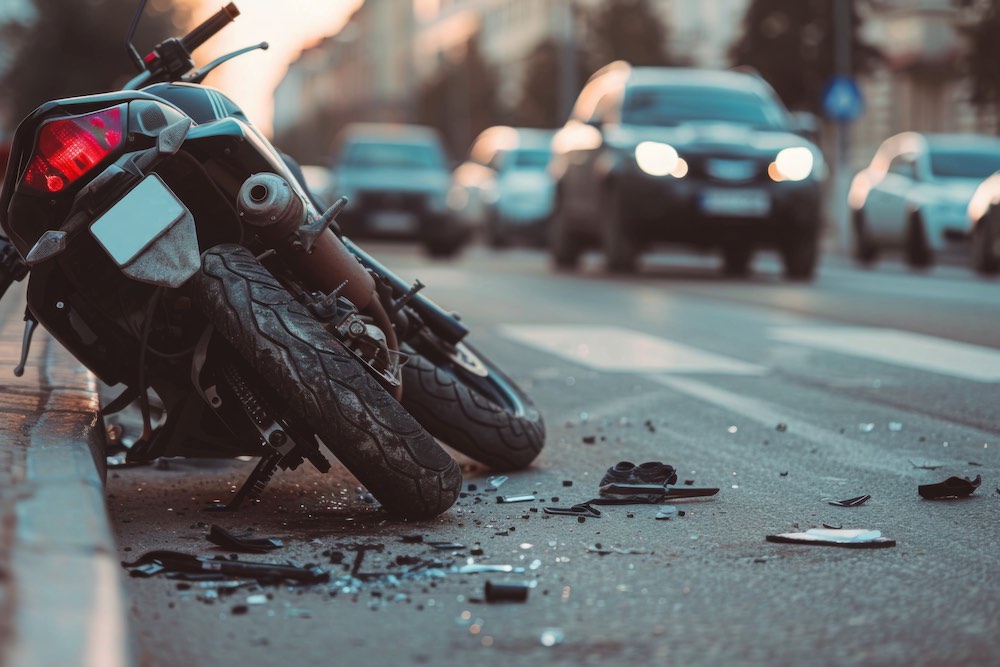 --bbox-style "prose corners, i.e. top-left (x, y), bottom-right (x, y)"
top-left (89, 173), bottom-right (201, 287)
